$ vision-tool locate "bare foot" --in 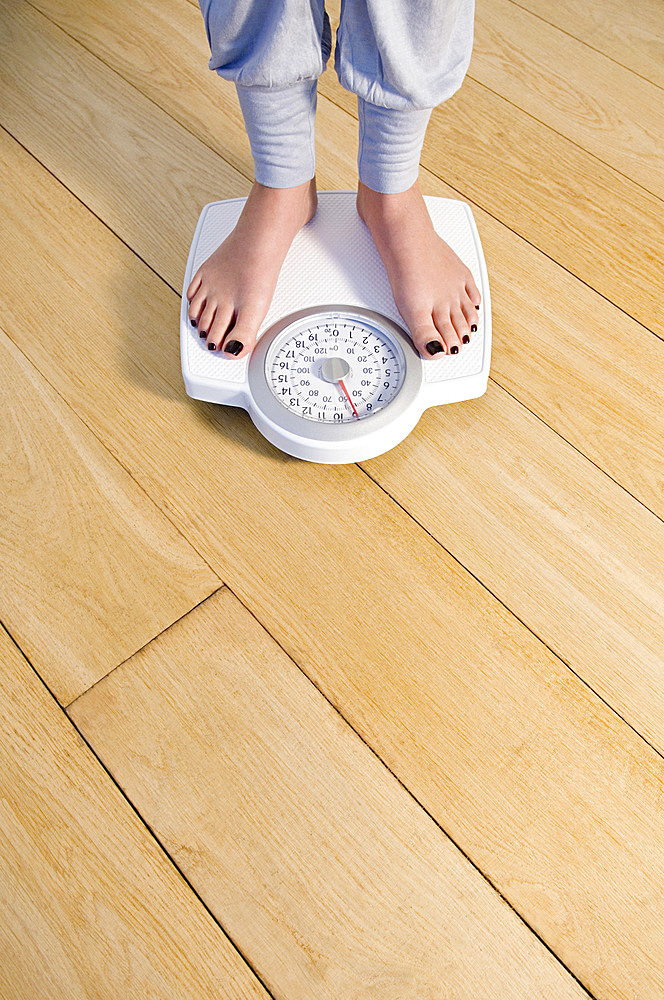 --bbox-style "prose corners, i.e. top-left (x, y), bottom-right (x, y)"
top-left (187, 178), bottom-right (318, 358)
top-left (356, 180), bottom-right (481, 359)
